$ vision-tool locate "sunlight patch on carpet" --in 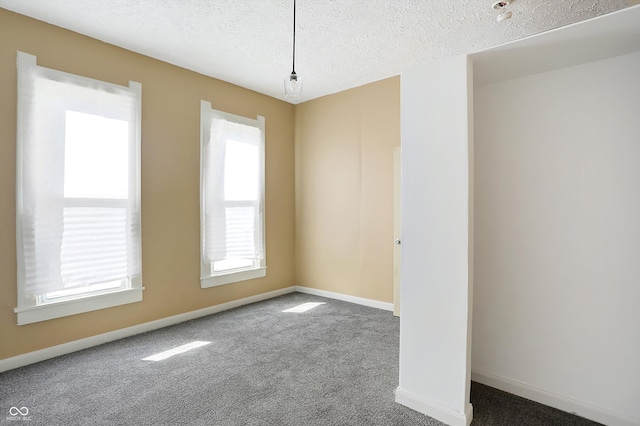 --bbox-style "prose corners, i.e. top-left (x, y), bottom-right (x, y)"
top-left (281, 302), bottom-right (326, 313)
top-left (142, 341), bottom-right (211, 361)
